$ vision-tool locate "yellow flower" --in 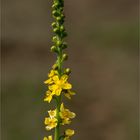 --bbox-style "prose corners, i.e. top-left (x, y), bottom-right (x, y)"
top-left (44, 117), bottom-right (57, 130)
top-left (44, 91), bottom-right (54, 103)
top-left (48, 70), bottom-right (57, 78)
top-left (65, 129), bottom-right (75, 137)
top-left (44, 78), bottom-right (54, 85)
top-left (63, 129), bottom-right (75, 140)
top-left (59, 103), bottom-right (76, 125)
top-left (49, 75), bottom-right (72, 96)
top-left (65, 90), bottom-right (76, 99)
top-left (44, 70), bottom-right (58, 85)
top-left (43, 136), bottom-right (53, 140)
top-left (61, 118), bottom-right (71, 125)
top-left (48, 110), bottom-right (56, 118)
